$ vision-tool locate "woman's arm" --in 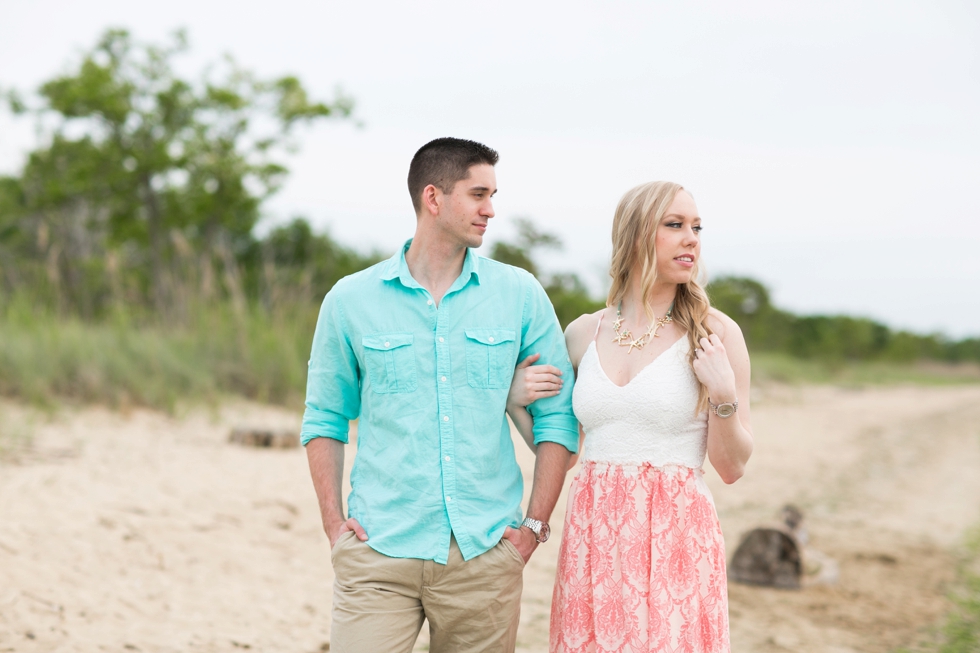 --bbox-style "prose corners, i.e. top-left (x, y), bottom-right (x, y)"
top-left (506, 353), bottom-right (564, 452)
top-left (506, 311), bottom-right (602, 453)
top-left (695, 309), bottom-right (754, 484)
